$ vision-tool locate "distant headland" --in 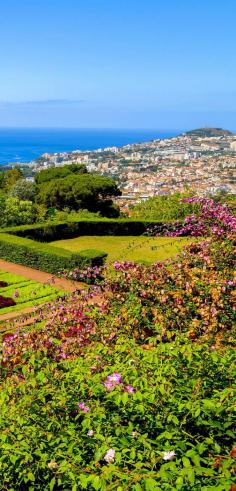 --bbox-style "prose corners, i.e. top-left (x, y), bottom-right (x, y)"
top-left (183, 127), bottom-right (234, 137)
